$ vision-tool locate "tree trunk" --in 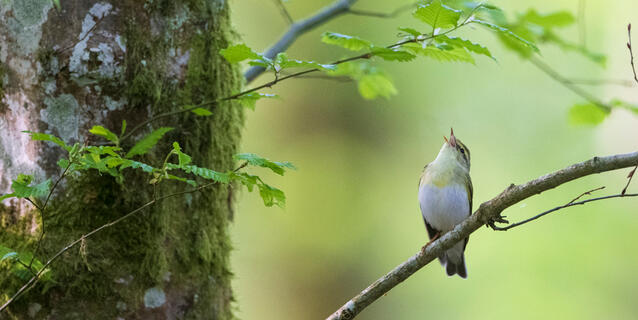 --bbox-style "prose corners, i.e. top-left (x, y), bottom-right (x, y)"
top-left (0, 0), bottom-right (242, 318)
